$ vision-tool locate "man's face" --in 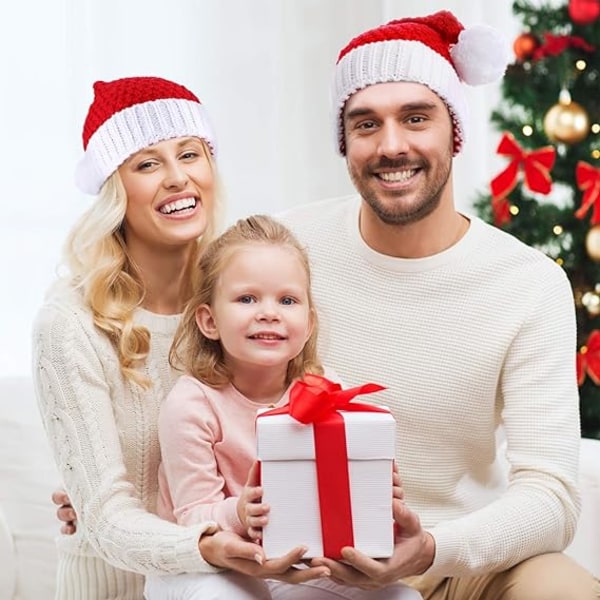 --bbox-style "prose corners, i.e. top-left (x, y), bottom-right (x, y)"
top-left (343, 81), bottom-right (454, 226)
